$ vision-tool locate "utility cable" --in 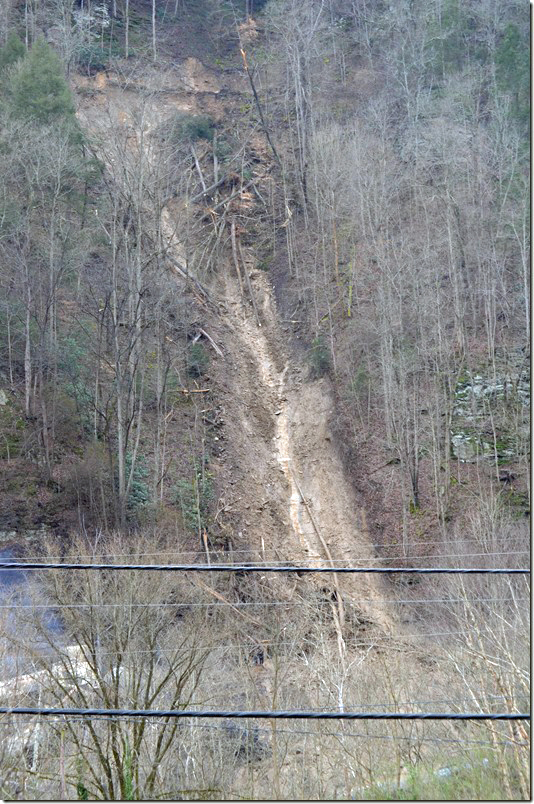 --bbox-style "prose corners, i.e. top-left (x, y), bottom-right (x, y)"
top-left (5, 538), bottom-right (526, 561)
top-left (0, 715), bottom-right (527, 748)
top-left (3, 549), bottom-right (530, 564)
top-left (0, 562), bottom-right (529, 573)
top-left (0, 706), bottom-right (529, 721)
top-left (0, 628), bottom-right (520, 652)
top-left (0, 630), bottom-right (516, 659)
top-left (0, 597), bottom-right (527, 609)
top-left (2, 680), bottom-right (527, 712)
